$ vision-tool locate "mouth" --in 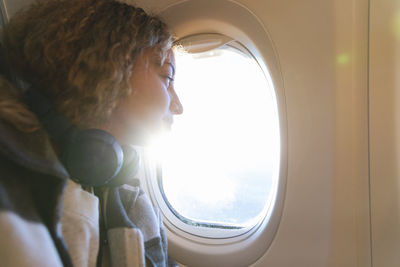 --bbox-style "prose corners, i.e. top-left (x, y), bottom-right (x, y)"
top-left (162, 116), bottom-right (174, 128)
